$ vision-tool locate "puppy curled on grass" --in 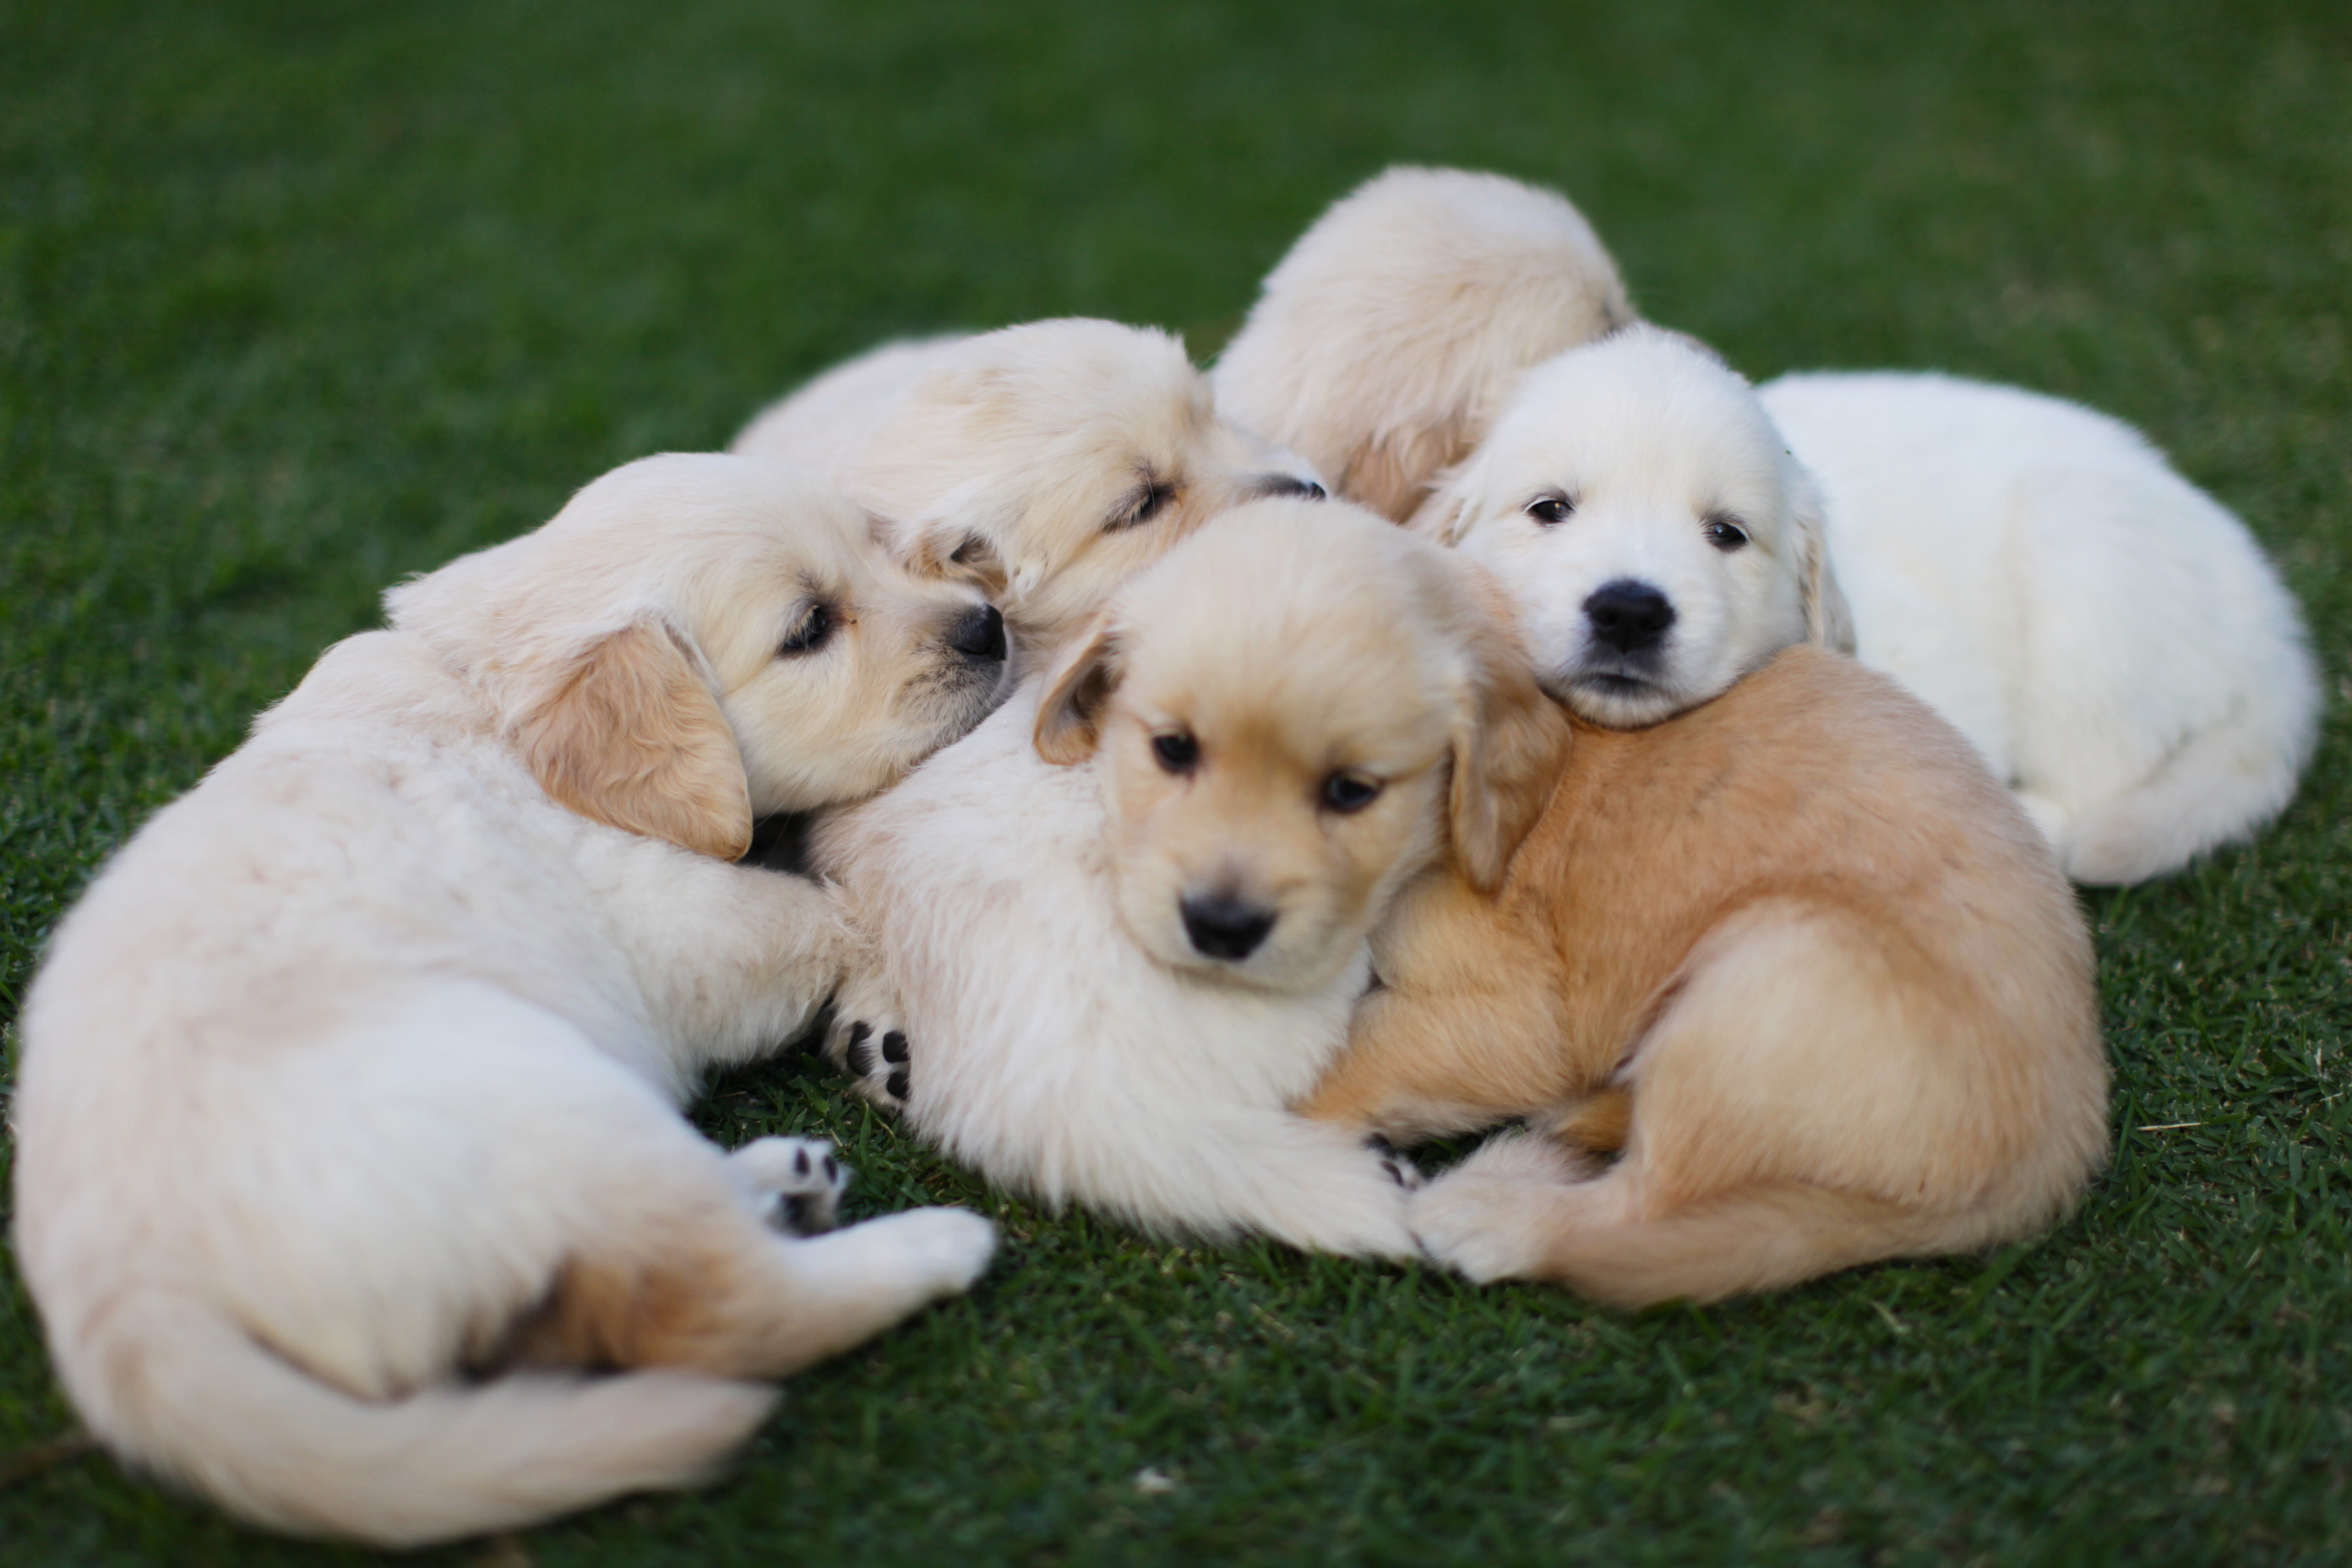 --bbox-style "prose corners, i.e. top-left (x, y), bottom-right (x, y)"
top-left (10, 455), bottom-right (1008, 1546)
top-left (1424, 320), bottom-right (2319, 882)
top-left (732, 317), bottom-right (1325, 662)
top-left (1302, 651), bottom-right (2110, 1304)
top-left (1212, 164), bottom-right (1634, 523)
top-left (808, 498), bottom-right (1564, 1256)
